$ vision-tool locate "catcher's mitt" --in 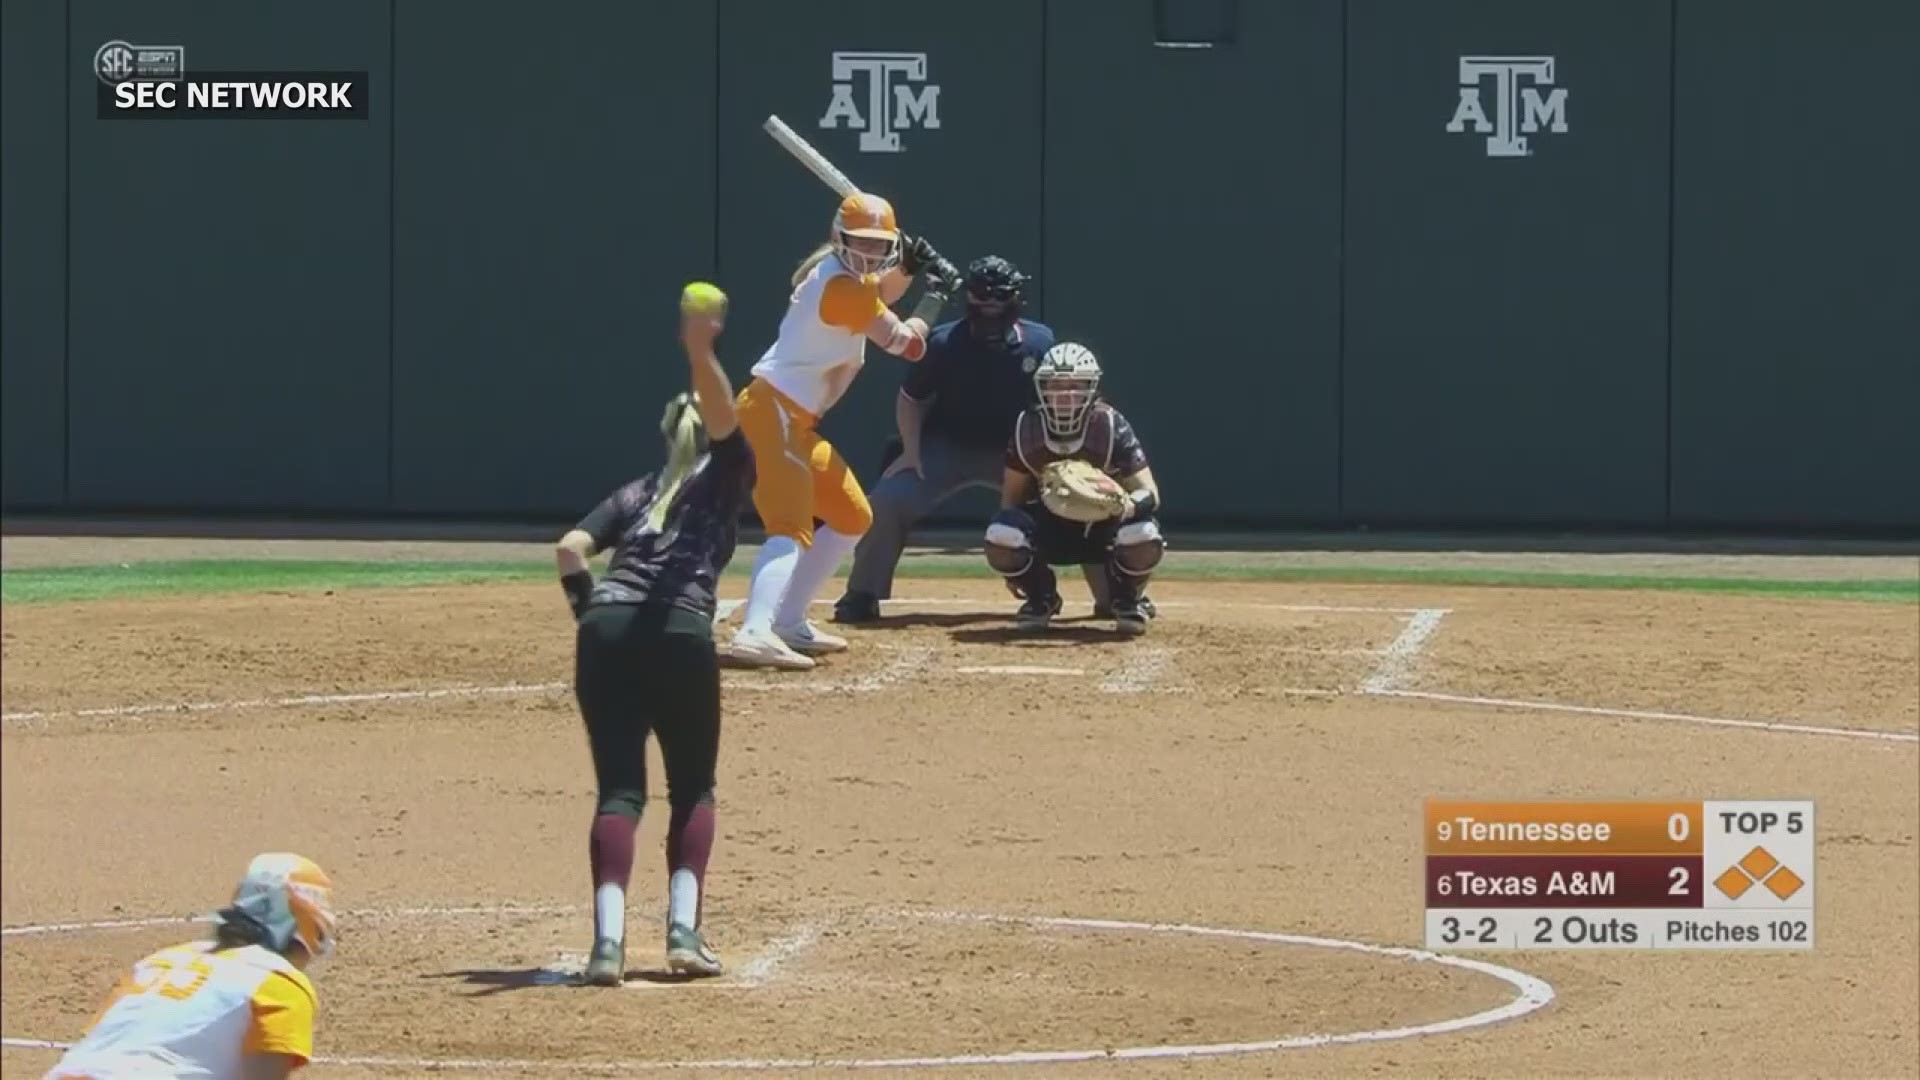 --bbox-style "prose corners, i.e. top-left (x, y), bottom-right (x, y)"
top-left (1039, 460), bottom-right (1129, 523)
